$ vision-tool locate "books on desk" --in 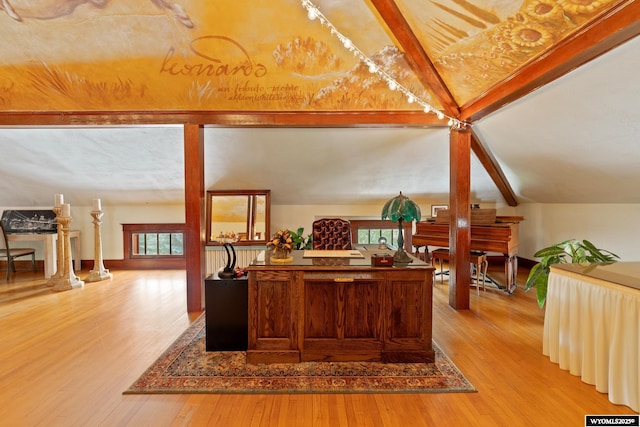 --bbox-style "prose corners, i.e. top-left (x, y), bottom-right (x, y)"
top-left (303, 250), bottom-right (365, 259)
